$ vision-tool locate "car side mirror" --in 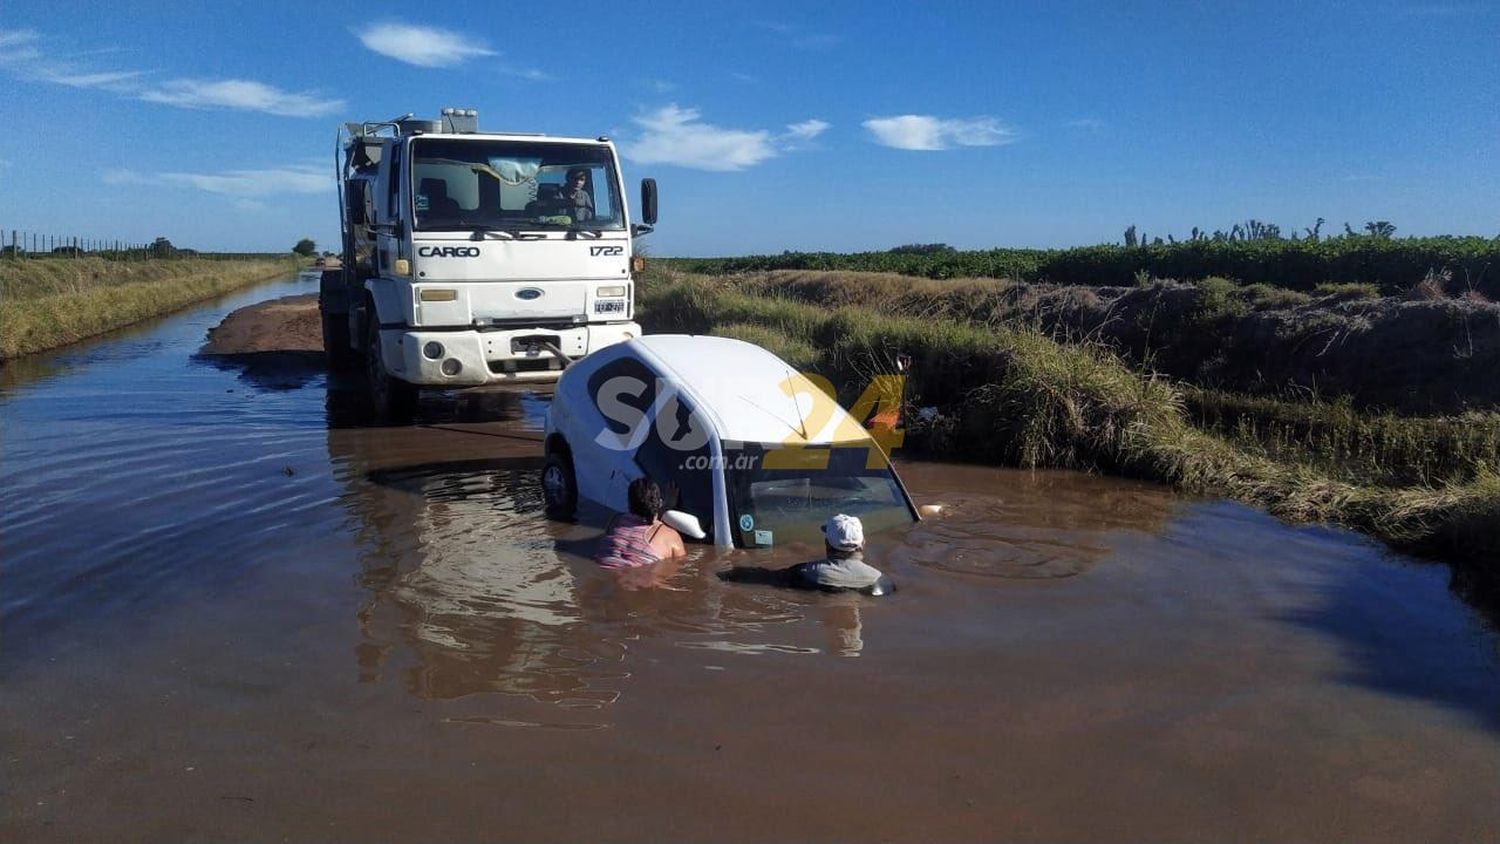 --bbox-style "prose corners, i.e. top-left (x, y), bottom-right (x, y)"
top-left (661, 509), bottom-right (706, 540)
top-left (640, 178), bottom-right (658, 226)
